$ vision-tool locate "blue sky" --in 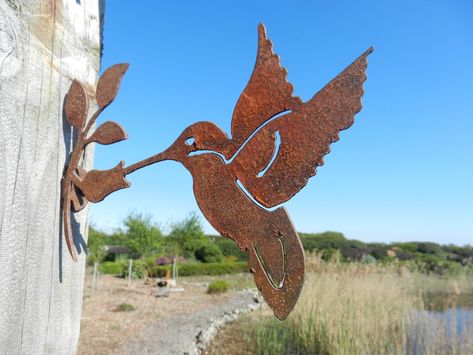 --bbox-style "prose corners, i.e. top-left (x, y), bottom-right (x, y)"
top-left (90, 0), bottom-right (473, 245)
